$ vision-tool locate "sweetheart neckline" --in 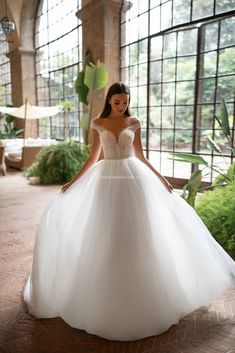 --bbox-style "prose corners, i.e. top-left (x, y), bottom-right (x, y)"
top-left (94, 123), bottom-right (137, 144)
